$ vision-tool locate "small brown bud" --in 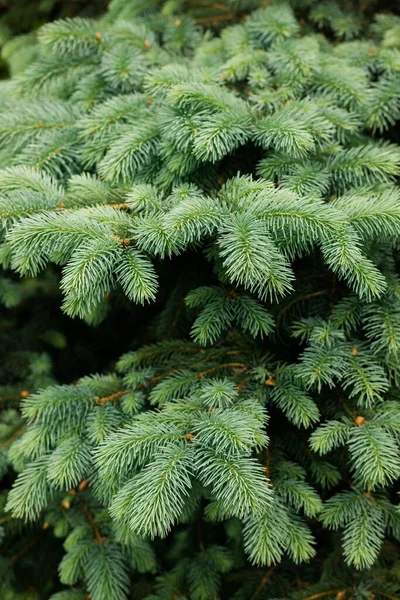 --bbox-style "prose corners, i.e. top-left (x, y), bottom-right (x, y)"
top-left (62, 500), bottom-right (71, 510)
top-left (95, 32), bottom-right (102, 40)
top-left (21, 390), bottom-right (29, 398)
top-left (42, 522), bottom-right (50, 530)
top-left (78, 479), bottom-right (89, 491)
top-left (185, 433), bottom-right (193, 441)
top-left (265, 378), bottom-right (277, 386)
top-left (351, 347), bottom-right (358, 355)
top-left (144, 40), bottom-right (151, 48)
top-left (368, 49), bottom-right (376, 55)
top-left (68, 489), bottom-right (77, 496)
top-left (355, 416), bottom-right (365, 426)
top-left (175, 19), bottom-right (181, 26)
